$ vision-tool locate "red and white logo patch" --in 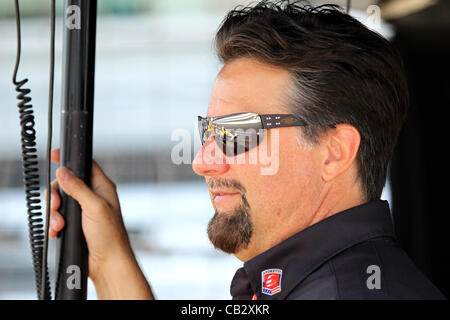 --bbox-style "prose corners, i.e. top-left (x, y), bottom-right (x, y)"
top-left (261, 269), bottom-right (282, 295)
